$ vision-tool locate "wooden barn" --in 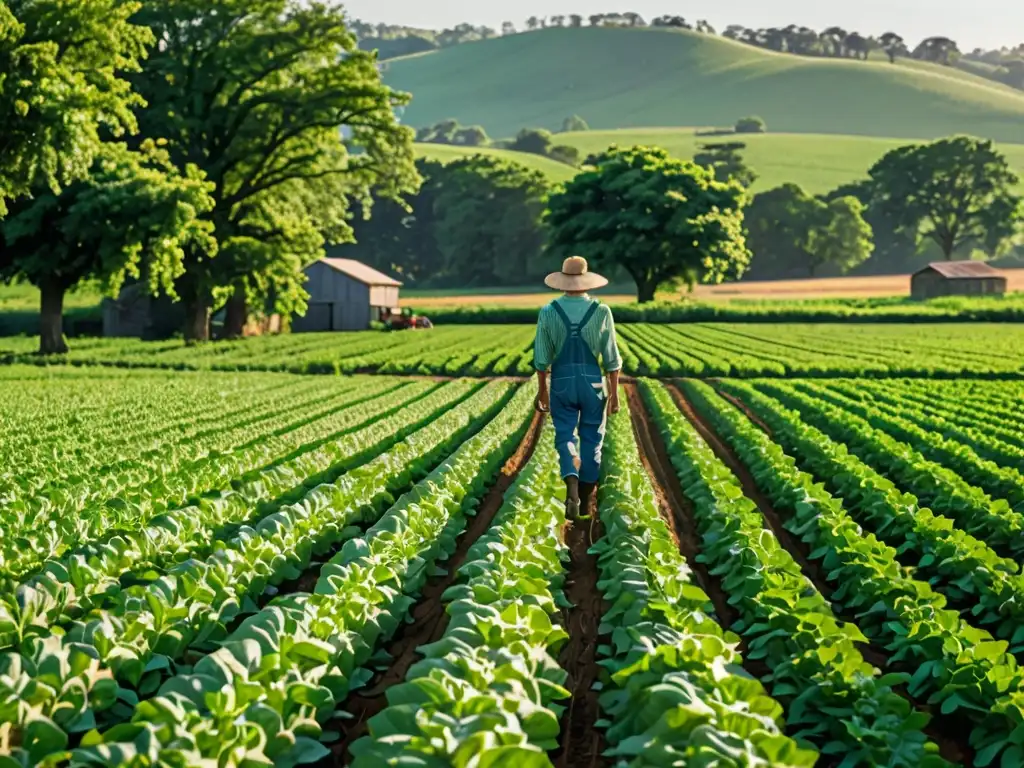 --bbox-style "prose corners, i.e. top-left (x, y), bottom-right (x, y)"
top-left (911, 261), bottom-right (1007, 300)
top-left (293, 258), bottom-right (402, 332)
